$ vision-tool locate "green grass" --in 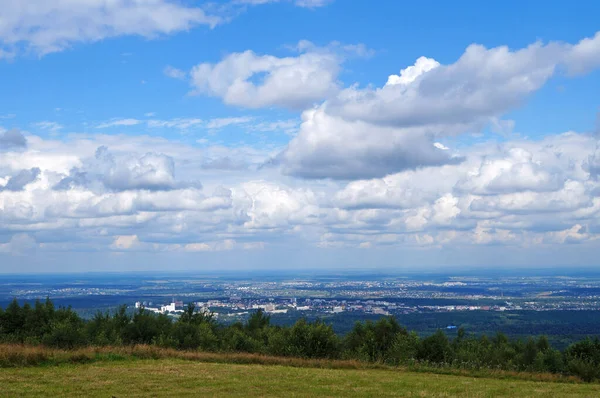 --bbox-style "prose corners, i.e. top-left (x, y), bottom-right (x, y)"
top-left (2, 359), bottom-right (600, 397)
top-left (1, 345), bottom-right (598, 397)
